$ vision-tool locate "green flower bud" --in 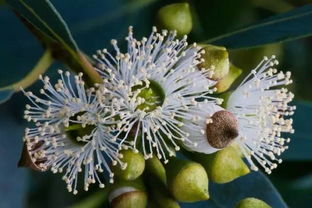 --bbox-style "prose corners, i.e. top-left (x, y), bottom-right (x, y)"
top-left (145, 156), bottom-right (180, 208)
top-left (198, 44), bottom-right (230, 80)
top-left (186, 146), bottom-right (249, 184)
top-left (112, 149), bottom-right (145, 181)
top-left (235, 197), bottom-right (271, 208)
top-left (166, 158), bottom-right (209, 202)
top-left (145, 156), bottom-right (166, 184)
top-left (216, 64), bottom-right (242, 93)
top-left (156, 3), bottom-right (192, 37)
top-left (208, 146), bottom-right (249, 183)
top-left (109, 178), bottom-right (147, 208)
